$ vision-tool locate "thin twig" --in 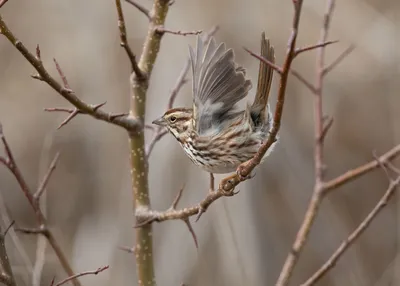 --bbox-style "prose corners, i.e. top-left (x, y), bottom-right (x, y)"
top-left (34, 152), bottom-right (60, 201)
top-left (115, 0), bottom-right (146, 80)
top-left (244, 47), bottom-right (283, 74)
top-left (55, 265), bottom-right (109, 286)
top-left (323, 44), bottom-right (355, 75)
top-left (294, 40), bottom-right (338, 56)
top-left (155, 26), bottom-right (202, 36)
top-left (323, 144), bottom-right (400, 193)
top-left (301, 176), bottom-right (400, 286)
top-left (125, 0), bottom-right (151, 20)
top-left (0, 16), bottom-right (140, 132)
top-left (291, 69), bottom-right (317, 93)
